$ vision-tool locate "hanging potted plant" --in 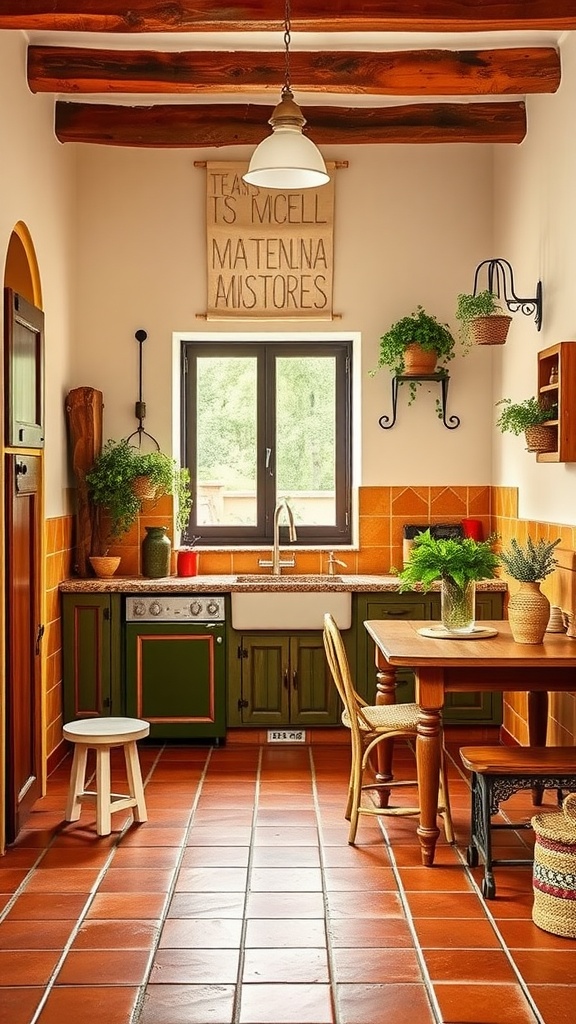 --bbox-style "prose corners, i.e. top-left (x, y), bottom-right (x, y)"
top-left (397, 528), bottom-right (499, 633)
top-left (499, 537), bottom-right (560, 644)
top-left (495, 397), bottom-right (558, 453)
top-left (131, 448), bottom-right (176, 501)
top-left (456, 290), bottom-right (512, 347)
top-left (371, 306), bottom-right (458, 407)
